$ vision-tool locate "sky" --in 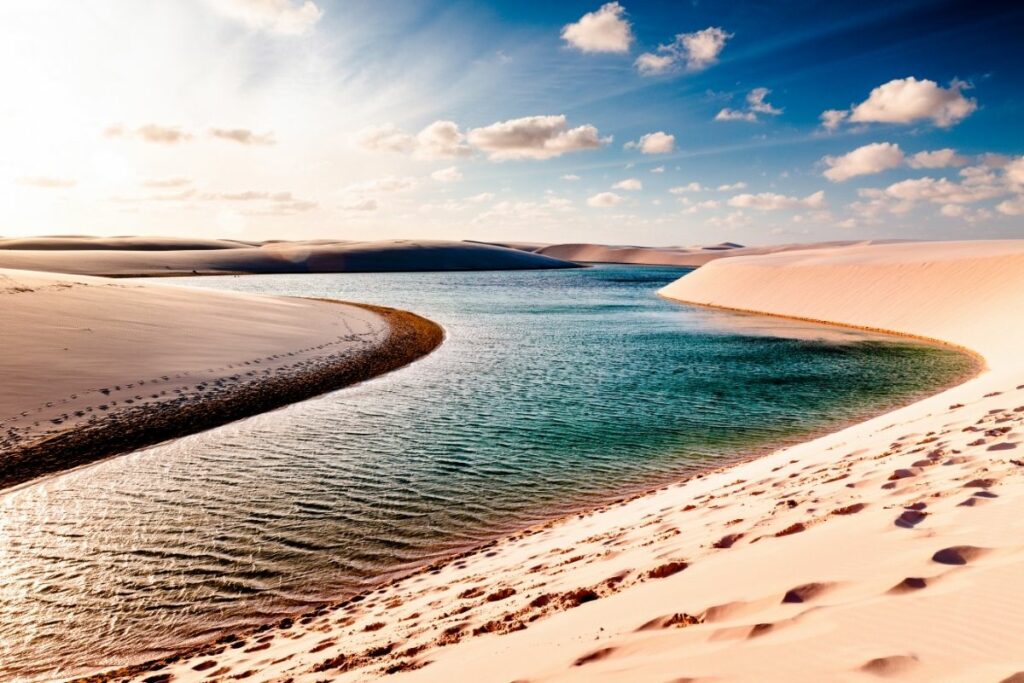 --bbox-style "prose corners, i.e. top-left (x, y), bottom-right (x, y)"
top-left (1, 0), bottom-right (1022, 246)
